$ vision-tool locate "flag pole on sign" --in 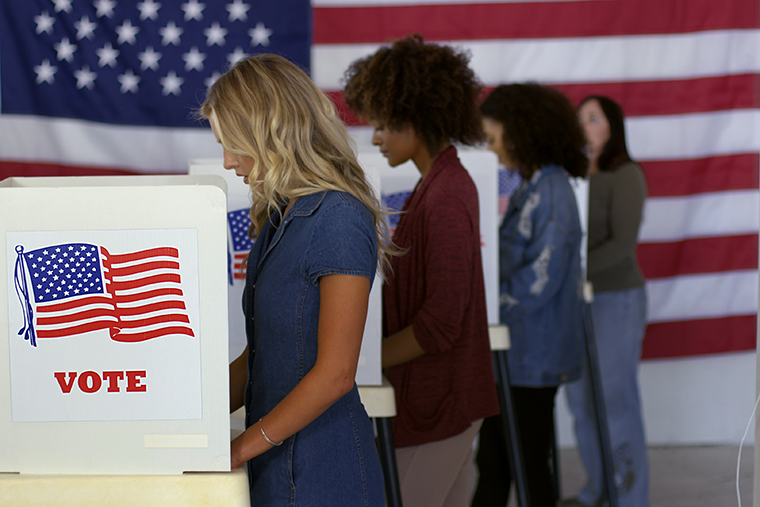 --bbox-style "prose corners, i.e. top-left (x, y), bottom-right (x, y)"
top-left (13, 245), bottom-right (37, 347)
